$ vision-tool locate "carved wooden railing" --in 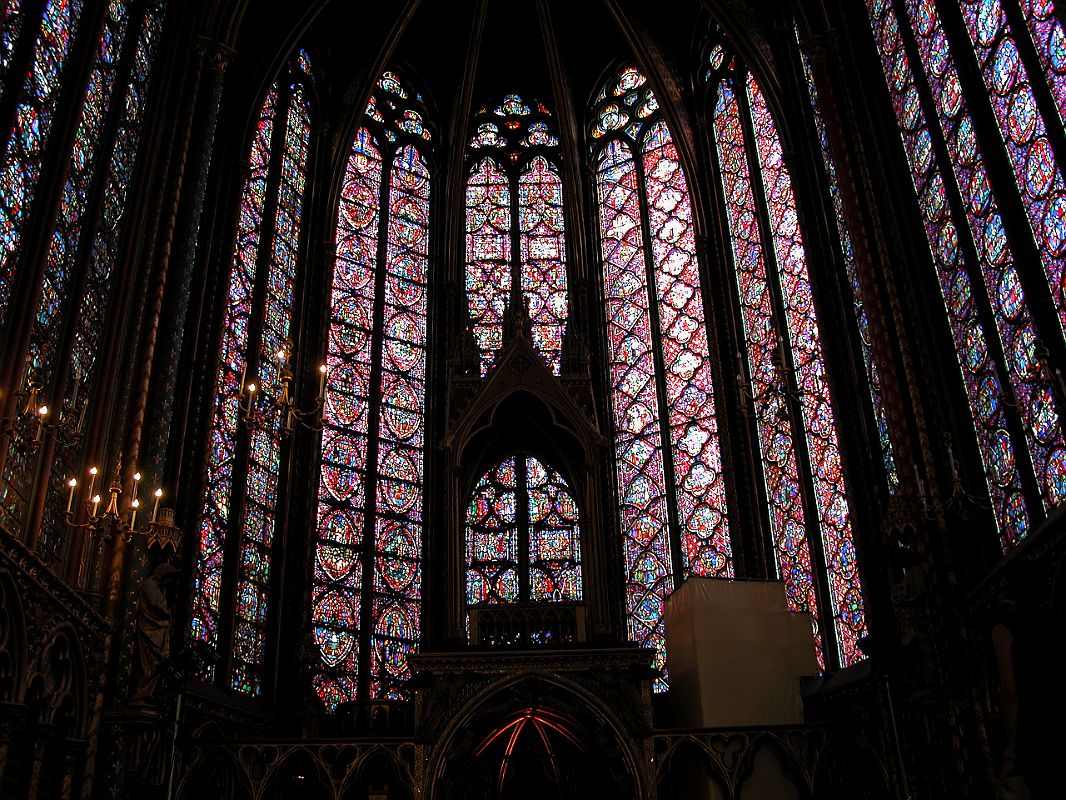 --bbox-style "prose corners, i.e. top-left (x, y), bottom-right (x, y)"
top-left (467, 603), bottom-right (586, 646)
